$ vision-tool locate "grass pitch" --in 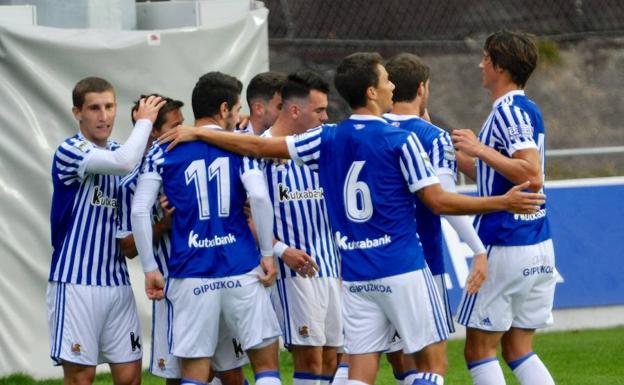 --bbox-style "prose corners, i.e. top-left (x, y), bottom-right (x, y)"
top-left (2, 327), bottom-right (623, 384)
